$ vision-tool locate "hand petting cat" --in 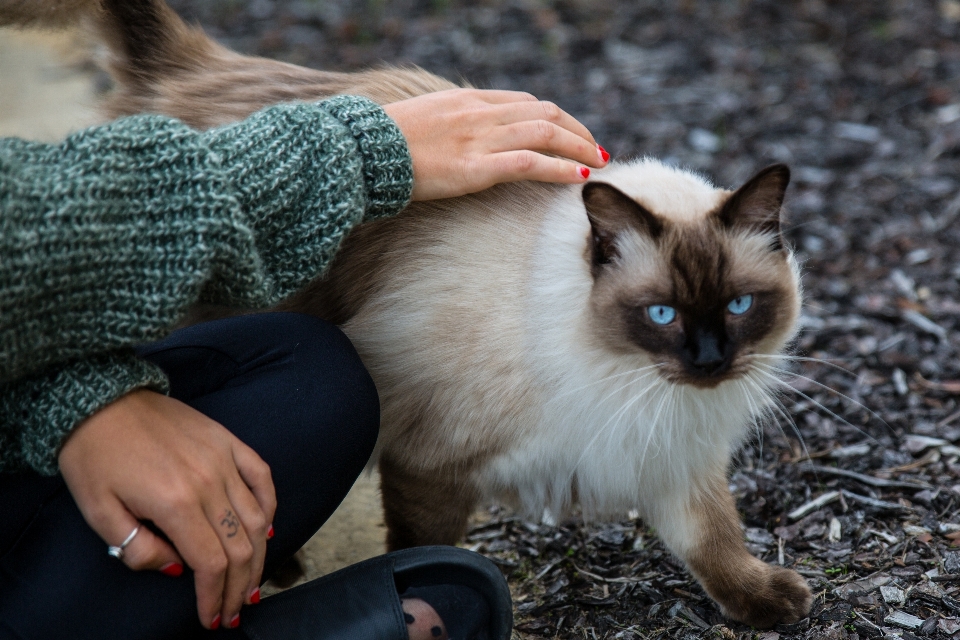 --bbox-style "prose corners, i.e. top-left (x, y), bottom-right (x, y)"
top-left (382, 88), bottom-right (609, 200)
